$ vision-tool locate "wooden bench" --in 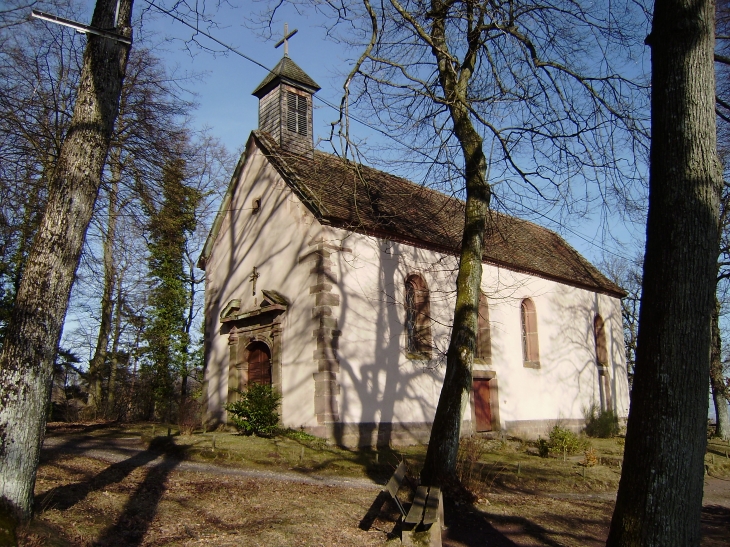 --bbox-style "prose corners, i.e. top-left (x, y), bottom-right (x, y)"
top-left (402, 484), bottom-right (443, 547)
top-left (358, 460), bottom-right (409, 531)
top-left (359, 460), bottom-right (443, 546)
top-left (378, 461), bottom-right (443, 546)
top-left (383, 460), bottom-right (409, 518)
